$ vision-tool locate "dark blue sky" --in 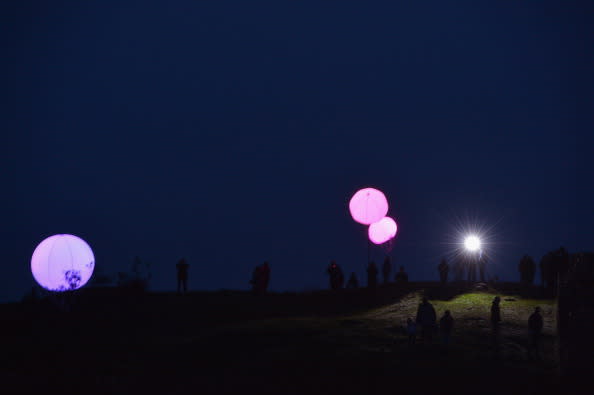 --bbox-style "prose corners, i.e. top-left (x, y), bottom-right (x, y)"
top-left (2, 1), bottom-right (593, 301)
